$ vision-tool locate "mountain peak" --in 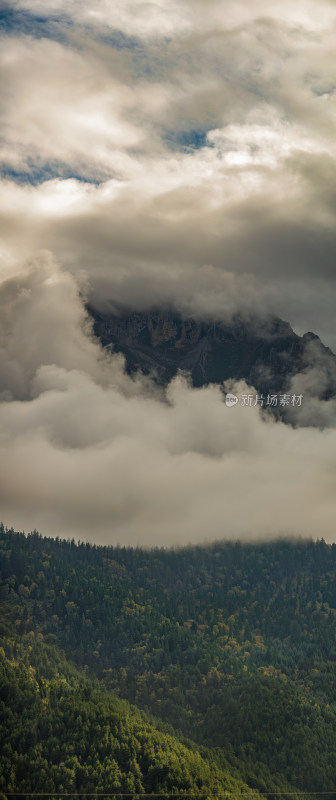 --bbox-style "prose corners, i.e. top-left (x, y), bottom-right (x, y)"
top-left (89, 307), bottom-right (336, 418)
